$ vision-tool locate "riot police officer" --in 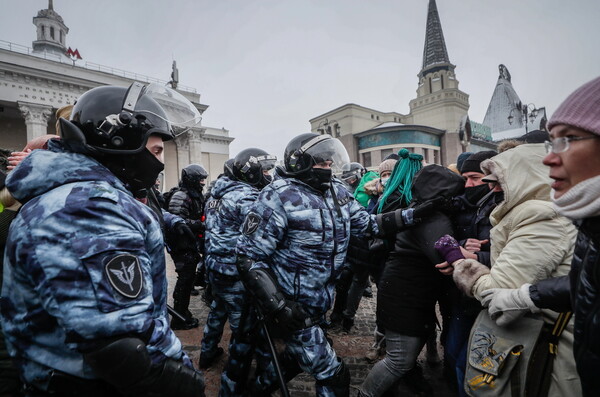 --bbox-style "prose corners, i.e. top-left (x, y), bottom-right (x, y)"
top-left (168, 163), bottom-right (209, 330)
top-left (236, 133), bottom-right (437, 396)
top-left (201, 148), bottom-right (276, 395)
top-left (0, 83), bottom-right (205, 396)
top-left (339, 162), bottom-right (366, 194)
